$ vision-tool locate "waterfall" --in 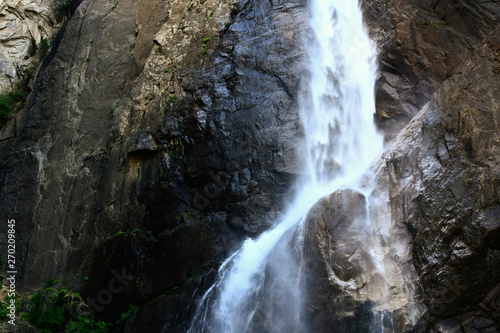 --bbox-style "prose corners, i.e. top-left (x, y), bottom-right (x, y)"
top-left (187, 0), bottom-right (385, 332)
